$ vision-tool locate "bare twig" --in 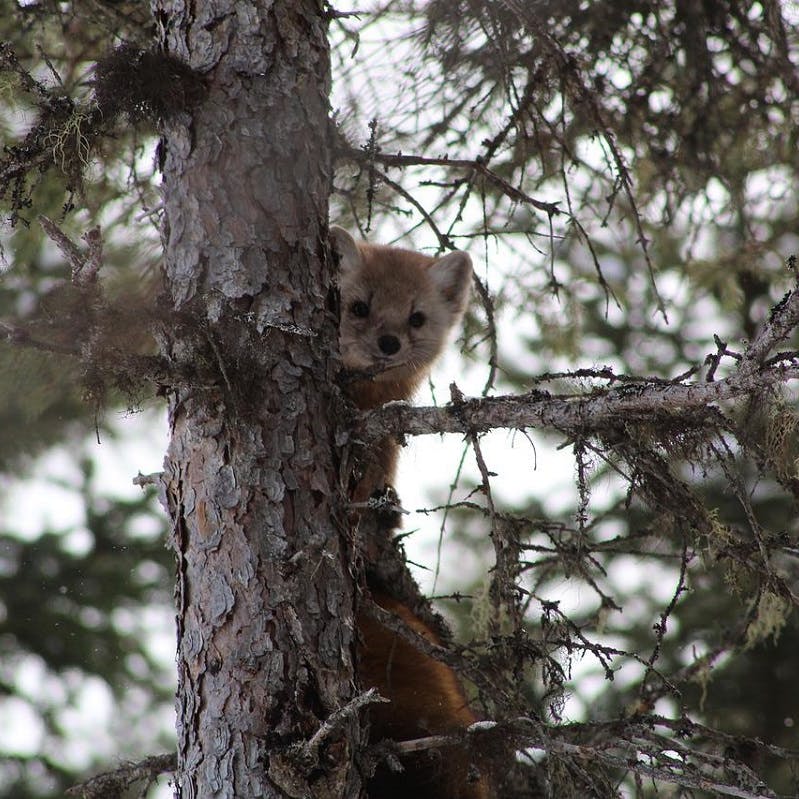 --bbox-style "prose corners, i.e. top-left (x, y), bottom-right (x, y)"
top-left (0, 42), bottom-right (54, 103)
top-left (305, 689), bottom-right (387, 762)
top-left (340, 147), bottom-right (560, 218)
top-left (39, 215), bottom-right (87, 277)
top-left (80, 226), bottom-right (104, 284)
top-left (66, 753), bottom-right (175, 798)
top-left (361, 597), bottom-right (515, 714)
top-left (740, 286), bottom-right (799, 375)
